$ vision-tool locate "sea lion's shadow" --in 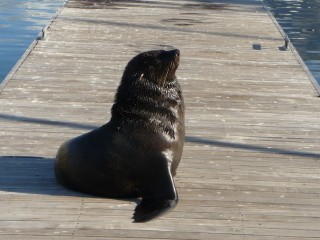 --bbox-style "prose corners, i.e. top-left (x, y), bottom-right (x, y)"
top-left (0, 156), bottom-right (140, 204)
